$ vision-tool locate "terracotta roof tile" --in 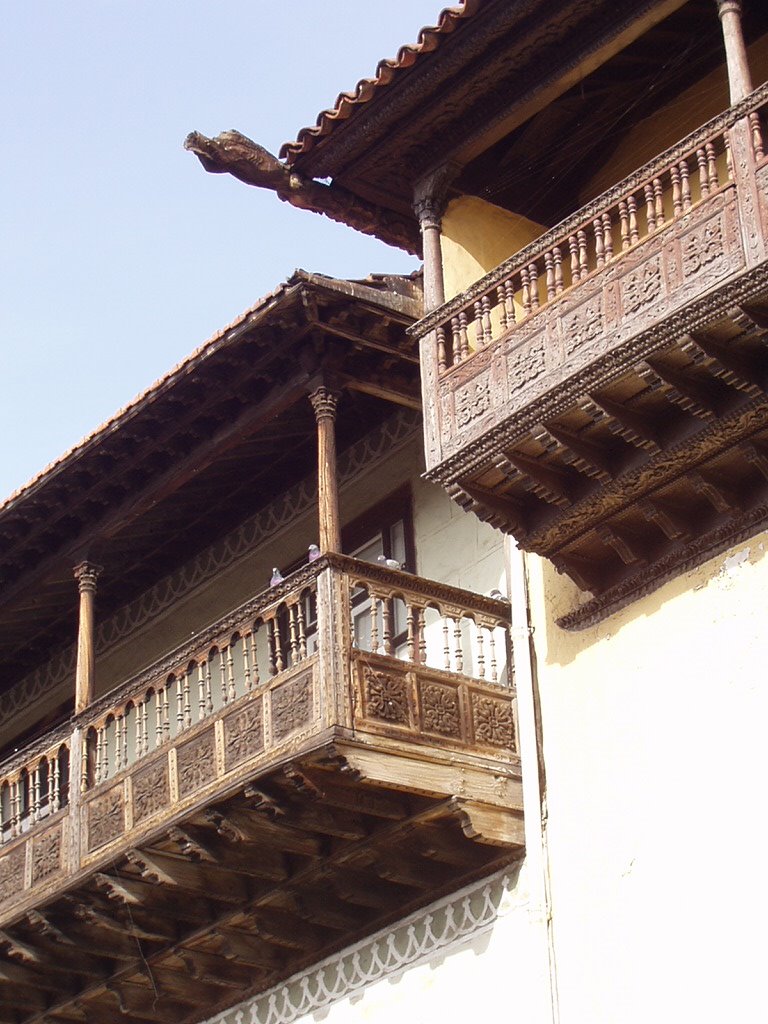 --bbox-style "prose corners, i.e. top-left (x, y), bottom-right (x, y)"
top-left (279, 1), bottom-right (482, 165)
